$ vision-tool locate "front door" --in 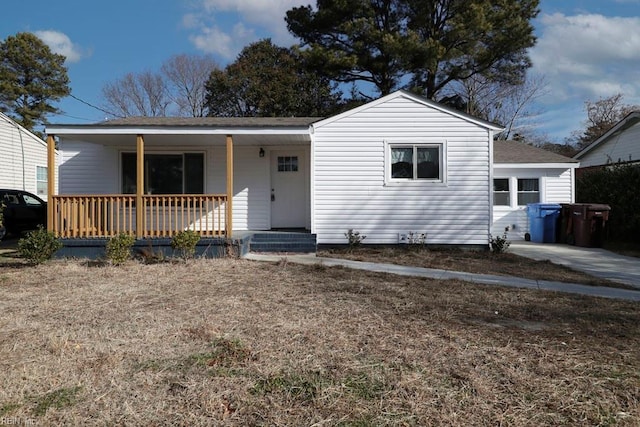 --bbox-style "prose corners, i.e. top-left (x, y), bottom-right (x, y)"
top-left (270, 150), bottom-right (307, 228)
